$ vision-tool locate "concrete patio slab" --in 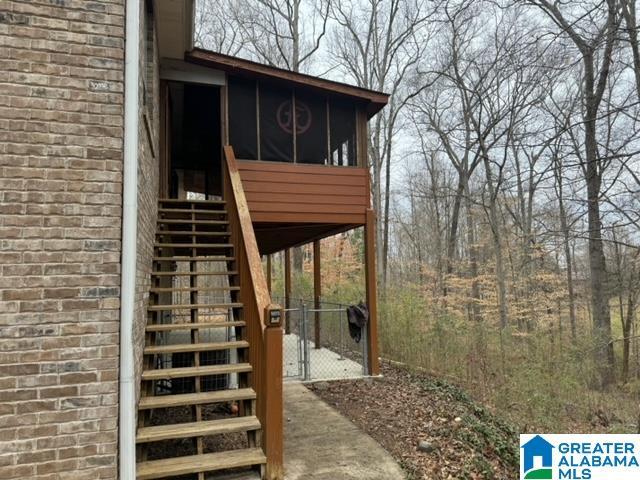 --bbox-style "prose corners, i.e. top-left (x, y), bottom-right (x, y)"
top-left (284, 382), bottom-right (406, 479)
top-left (283, 333), bottom-right (365, 381)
